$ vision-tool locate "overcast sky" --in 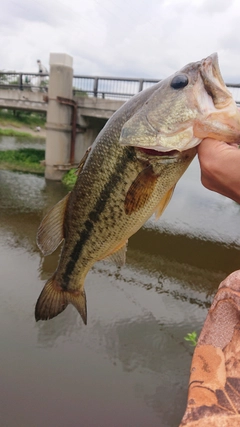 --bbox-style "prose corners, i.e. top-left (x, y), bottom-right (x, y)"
top-left (1, 0), bottom-right (240, 82)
